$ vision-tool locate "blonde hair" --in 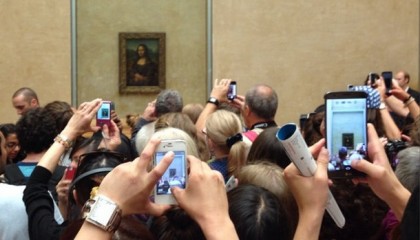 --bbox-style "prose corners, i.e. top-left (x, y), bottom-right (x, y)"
top-left (182, 103), bottom-right (204, 124)
top-left (206, 110), bottom-right (247, 175)
top-left (152, 127), bottom-right (199, 158)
